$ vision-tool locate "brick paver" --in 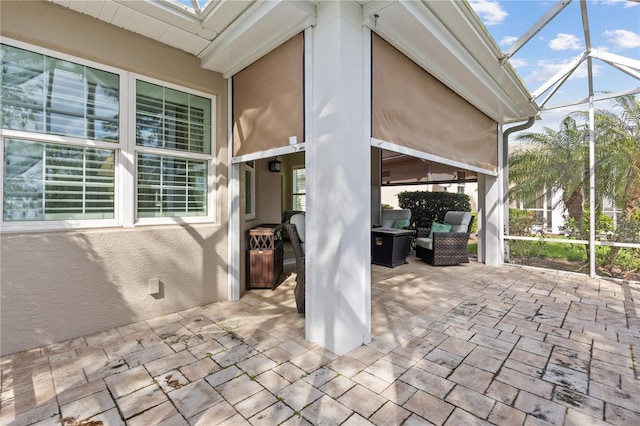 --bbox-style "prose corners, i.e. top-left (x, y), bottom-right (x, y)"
top-left (2, 259), bottom-right (639, 425)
